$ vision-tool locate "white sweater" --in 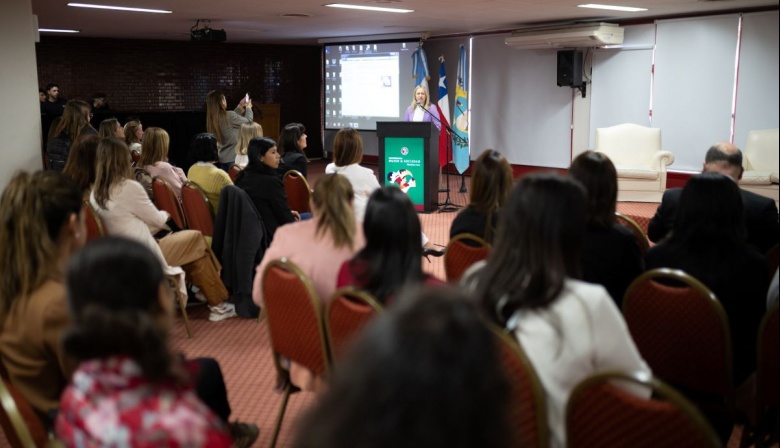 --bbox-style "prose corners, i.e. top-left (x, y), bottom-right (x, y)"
top-left (325, 162), bottom-right (381, 221)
